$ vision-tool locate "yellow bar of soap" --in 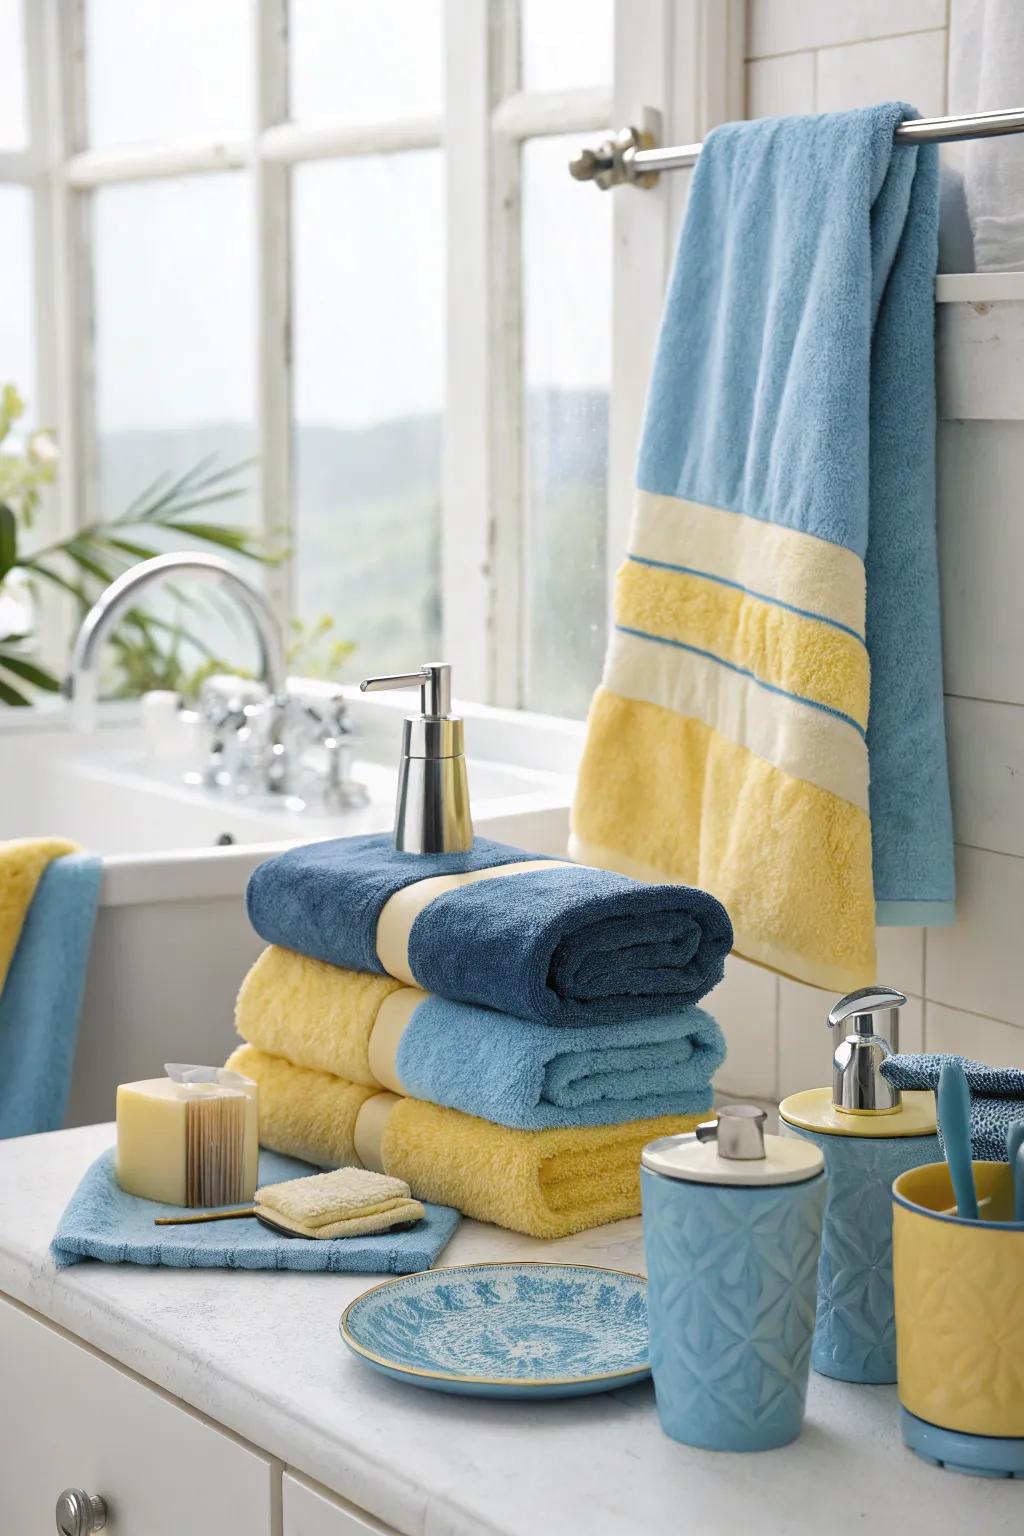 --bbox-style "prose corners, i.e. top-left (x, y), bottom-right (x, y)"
top-left (116, 1075), bottom-right (259, 1206)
